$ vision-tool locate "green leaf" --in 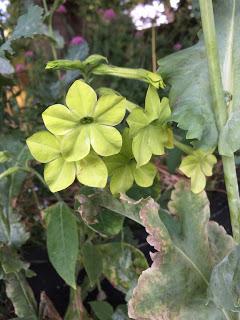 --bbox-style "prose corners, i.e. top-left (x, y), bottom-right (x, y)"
top-left (0, 57), bottom-right (14, 75)
top-left (112, 305), bottom-right (130, 320)
top-left (90, 301), bottom-right (113, 320)
top-left (179, 150), bottom-right (217, 193)
top-left (89, 209), bottom-right (124, 237)
top-left (208, 245), bottom-right (240, 312)
top-left (0, 5), bottom-right (46, 54)
top-left (98, 243), bottom-right (148, 299)
top-left (128, 181), bottom-right (236, 319)
top-left (82, 242), bottom-right (103, 286)
top-left (75, 194), bottom-right (124, 237)
top-left (219, 112), bottom-right (240, 155)
top-left (45, 202), bottom-right (78, 288)
top-left (127, 87), bottom-right (172, 166)
top-left (158, 0), bottom-right (240, 150)
top-left (76, 152), bottom-right (107, 188)
top-left (26, 131), bottom-right (60, 163)
top-left (44, 157), bottom-right (76, 192)
top-left (5, 273), bottom-right (38, 319)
